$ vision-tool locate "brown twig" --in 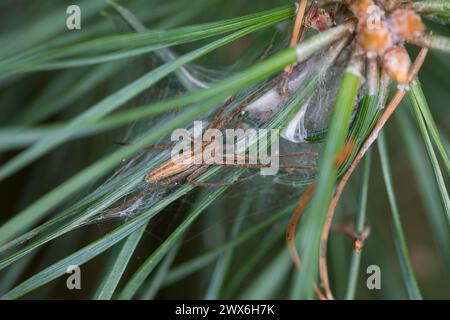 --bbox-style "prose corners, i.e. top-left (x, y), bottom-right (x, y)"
top-left (286, 139), bottom-right (355, 300)
top-left (284, 0), bottom-right (308, 76)
top-left (286, 182), bottom-right (326, 300)
top-left (318, 46), bottom-right (428, 300)
top-left (330, 223), bottom-right (371, 251)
